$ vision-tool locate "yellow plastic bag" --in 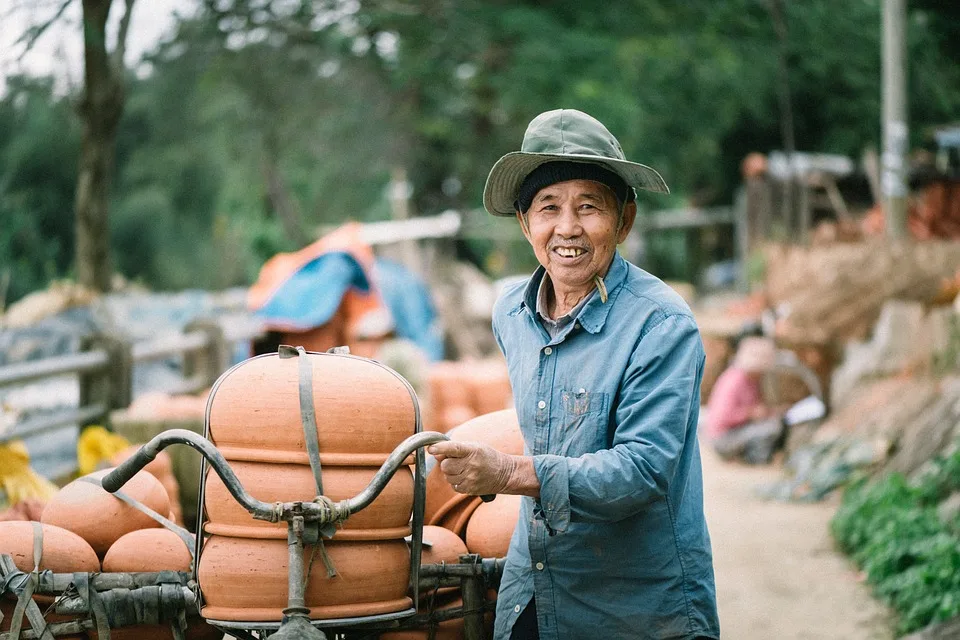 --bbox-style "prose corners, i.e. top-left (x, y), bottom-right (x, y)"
top-left (0, 440), bottom-right (58, 505)
top-left (77, 426), bottom-right (130, 476)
